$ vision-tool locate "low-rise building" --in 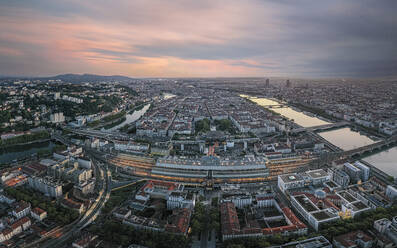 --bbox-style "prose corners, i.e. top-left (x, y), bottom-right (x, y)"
top-left (61, 198), bottom-right (85, 214)
top-left (167, 192), bottom-right (195, 210)
top-left (113, 207), bottom-right (132, 219)
top-left (50, 112), bottom-right (65, 123)
top-left (12, 201), bottom-right (31, 219)
top-left (220, 198), bottom-right (307, 241)
top-left (333, 230), bottom-right (374, 248)
top-left (0, 193), bottom-right (15, 204)
top-left (164, 208), bottom-right (192, 235)
top-left (337, 190), bottom-right (371, 217)
top-left (31, 207), bottom-right (47, 221)
top-left (114, 141), bottom-right (149, 153)
top-left (27, 176), bottom-right (63, 198)
top-left (290, 192), bottom-right (340, 231)
top-left (222, 193), bottom-right (253, 209)
top-left (386, 185), bottom-right (397, 201)
top-left (274, 236), bottom-right (332, 248)
top-left (77, 157), bottom-right (92, 169)
top-left (330, 168), bottom-right (350, 187)
top-left (74, 180), bottom-right (95, 195)
top-left (374, 217), bottom-right (397, 245)
top-left (72, 234), bottom-right (99, 248)
top-left (278, 169), bottom-right (330, 193)
top-left (0, 217), bottom-right (31, 242)
top-left (344, 163), bottom-right (363, 183)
